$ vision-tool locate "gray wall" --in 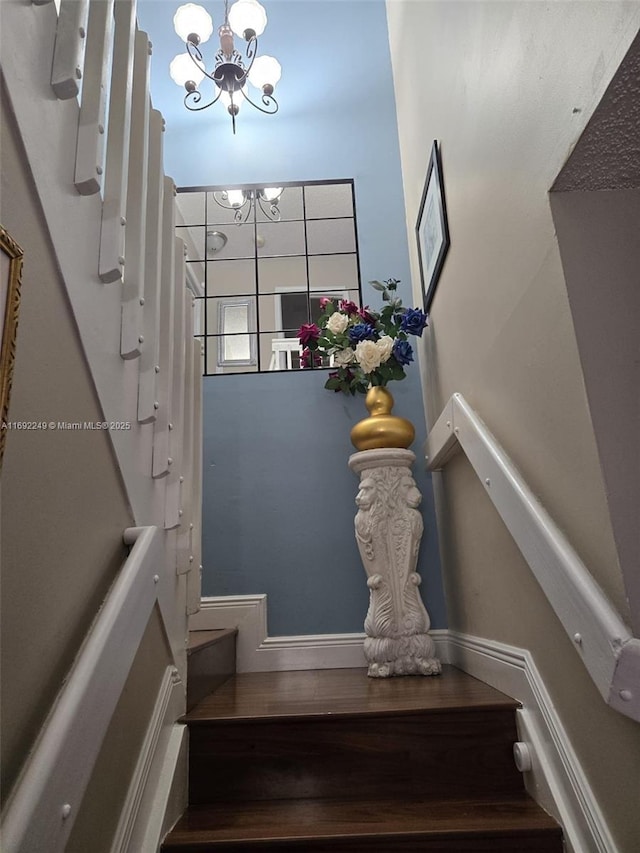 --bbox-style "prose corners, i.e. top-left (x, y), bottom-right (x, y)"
top-left (386, 1), bottom-right (640, 849)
